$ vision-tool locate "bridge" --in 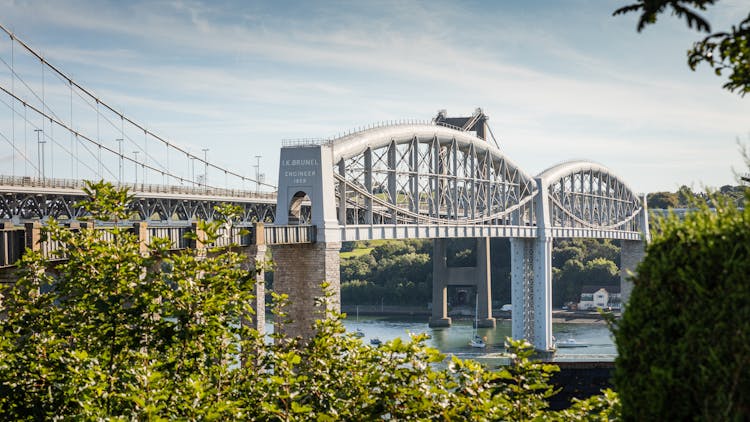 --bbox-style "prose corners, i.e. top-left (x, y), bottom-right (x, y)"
top-left (0, 25), bottom-right (648, 351)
